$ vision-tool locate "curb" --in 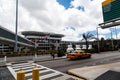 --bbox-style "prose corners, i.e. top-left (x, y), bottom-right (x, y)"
top-left (34, 57), bottom-right (66, 63)
top-left (0, 62), bottom-right (7, 67)
top-left (0, 65), bottom-right (6, 67)
top-left (67, 70), bottom-right (89, 80)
